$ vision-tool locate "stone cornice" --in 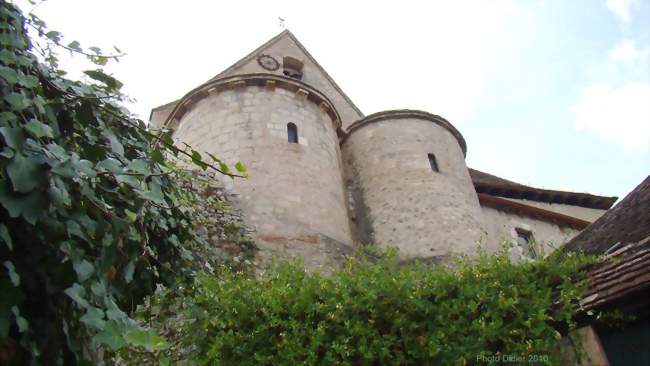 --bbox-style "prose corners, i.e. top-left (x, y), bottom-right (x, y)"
top-left (339, 110), bottom-right (467, 156)
top-left (162, 73), bottom-right (342, 132)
